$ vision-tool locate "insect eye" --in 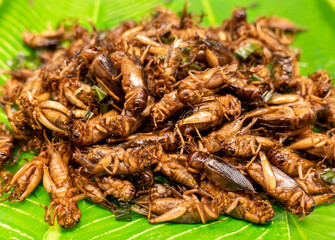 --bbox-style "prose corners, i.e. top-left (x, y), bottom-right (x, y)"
top-left (228, 148), bottom-right (236, 155)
